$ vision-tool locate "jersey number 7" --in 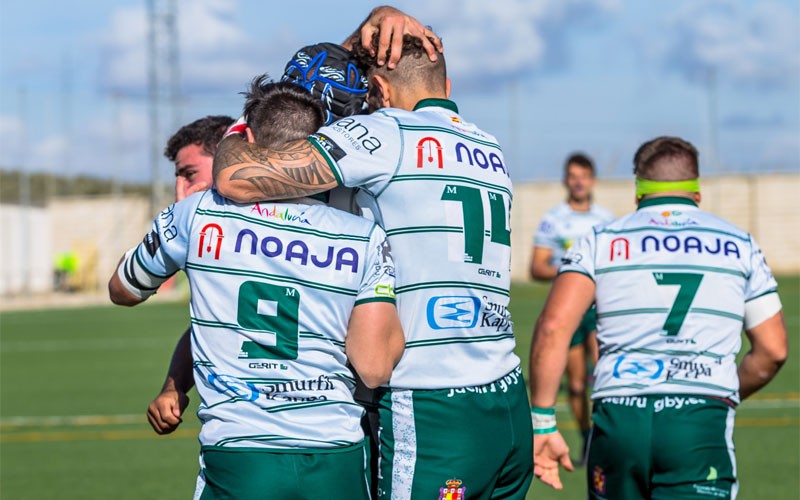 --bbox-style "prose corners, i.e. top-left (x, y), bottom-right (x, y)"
top-left (653, 272), bottom-right (703, 336)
